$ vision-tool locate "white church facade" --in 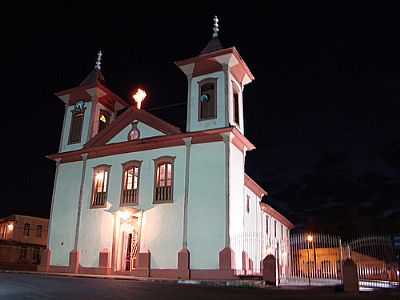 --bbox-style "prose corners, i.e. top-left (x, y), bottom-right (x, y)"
top-left (40, 18), bottom-right (294, 279)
